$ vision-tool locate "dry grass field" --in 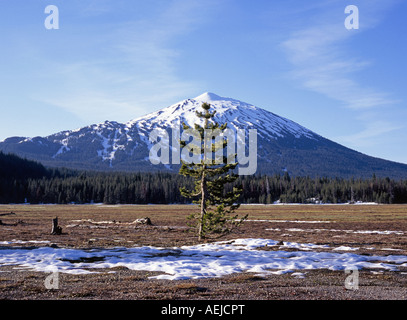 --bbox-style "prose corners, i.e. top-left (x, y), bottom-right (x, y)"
top-left (1, 203), bottom-right (407, 300)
